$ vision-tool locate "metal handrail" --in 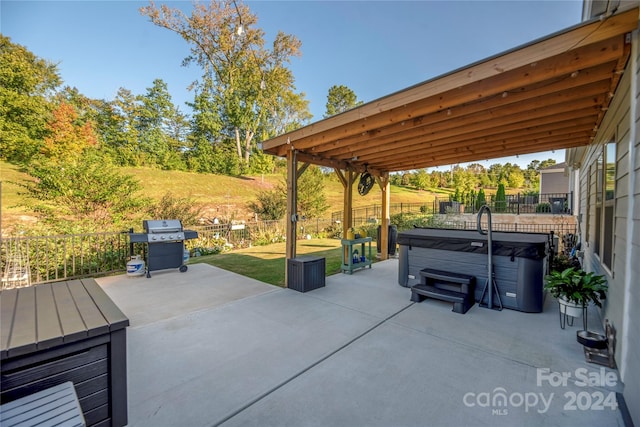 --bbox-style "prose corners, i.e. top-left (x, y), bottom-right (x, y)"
top-left (477, 205), bottom-right (502, 310)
